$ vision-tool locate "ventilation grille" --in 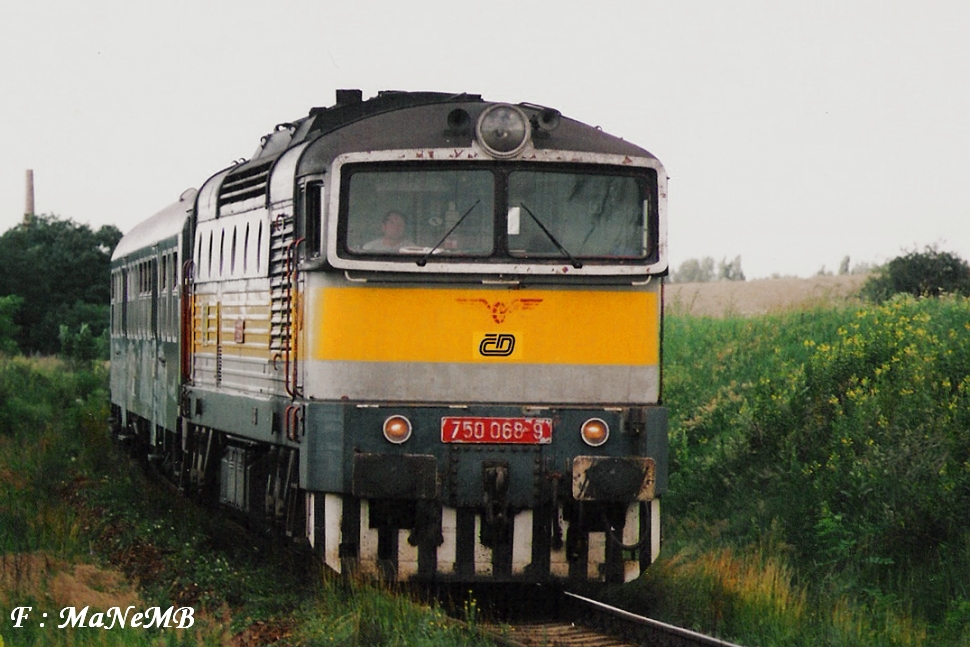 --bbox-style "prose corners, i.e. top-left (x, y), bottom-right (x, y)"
top-left (218, 161), bottom-right (273, 212)
top-left (269, 214), bottom-right (295, 352)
